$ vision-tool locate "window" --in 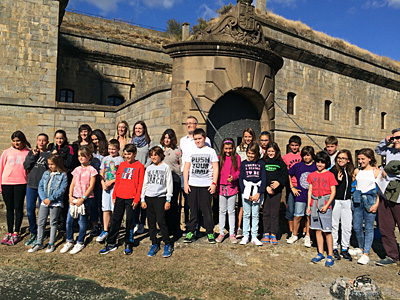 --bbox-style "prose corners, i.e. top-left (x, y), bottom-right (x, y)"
top-left (355, 106), bottom-right (362, 125)
top-left (324, 100), bottom-right (332, 121)
top-left (107, 96), bottom-right (124, 106)
top-left (59, 89), bottom-right (74, 103)
top-left (287, 92), bottom-right (296, 115)
top-left (381, 112), bottom-right (386, 130)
